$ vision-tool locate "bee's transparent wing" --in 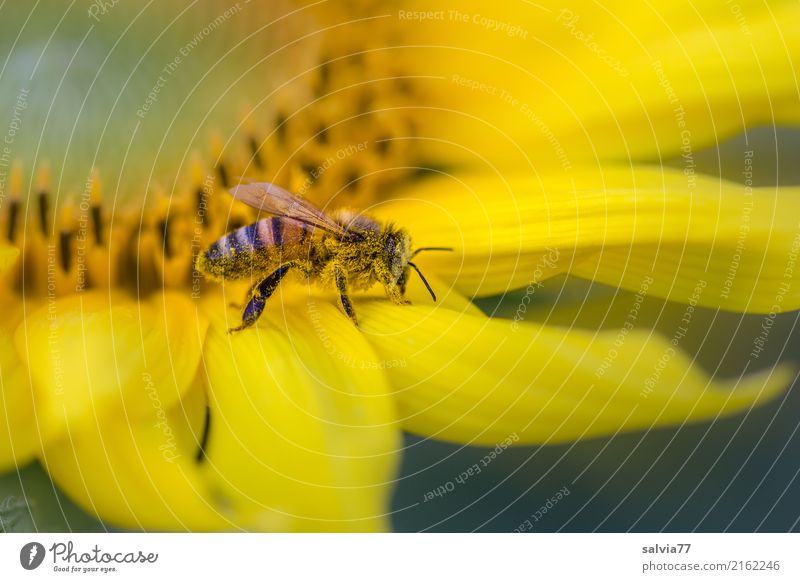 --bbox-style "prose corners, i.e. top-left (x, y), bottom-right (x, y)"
top-left (229, 182), bottom-right (346, 236)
